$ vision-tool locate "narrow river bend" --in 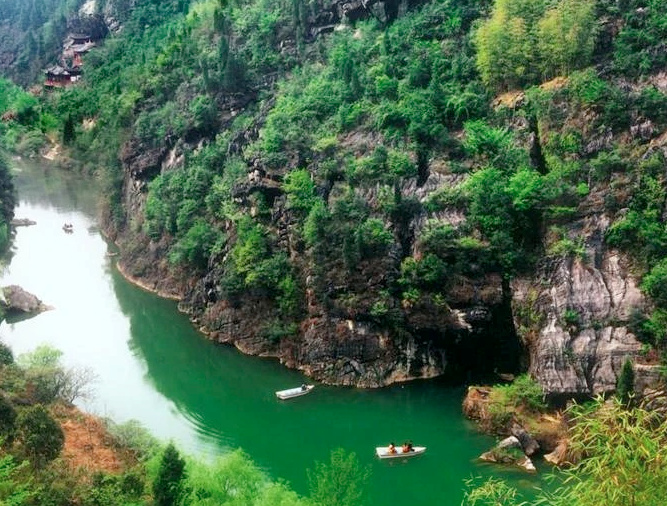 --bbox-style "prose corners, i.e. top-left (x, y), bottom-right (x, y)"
top-left (0, 160), bottom-right (540, 505)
